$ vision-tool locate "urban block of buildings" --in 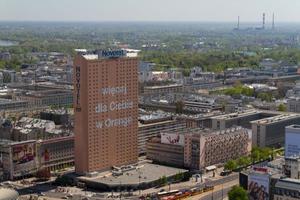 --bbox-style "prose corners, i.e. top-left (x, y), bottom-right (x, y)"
top-left (147, 127), bottom-right (250, 170)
